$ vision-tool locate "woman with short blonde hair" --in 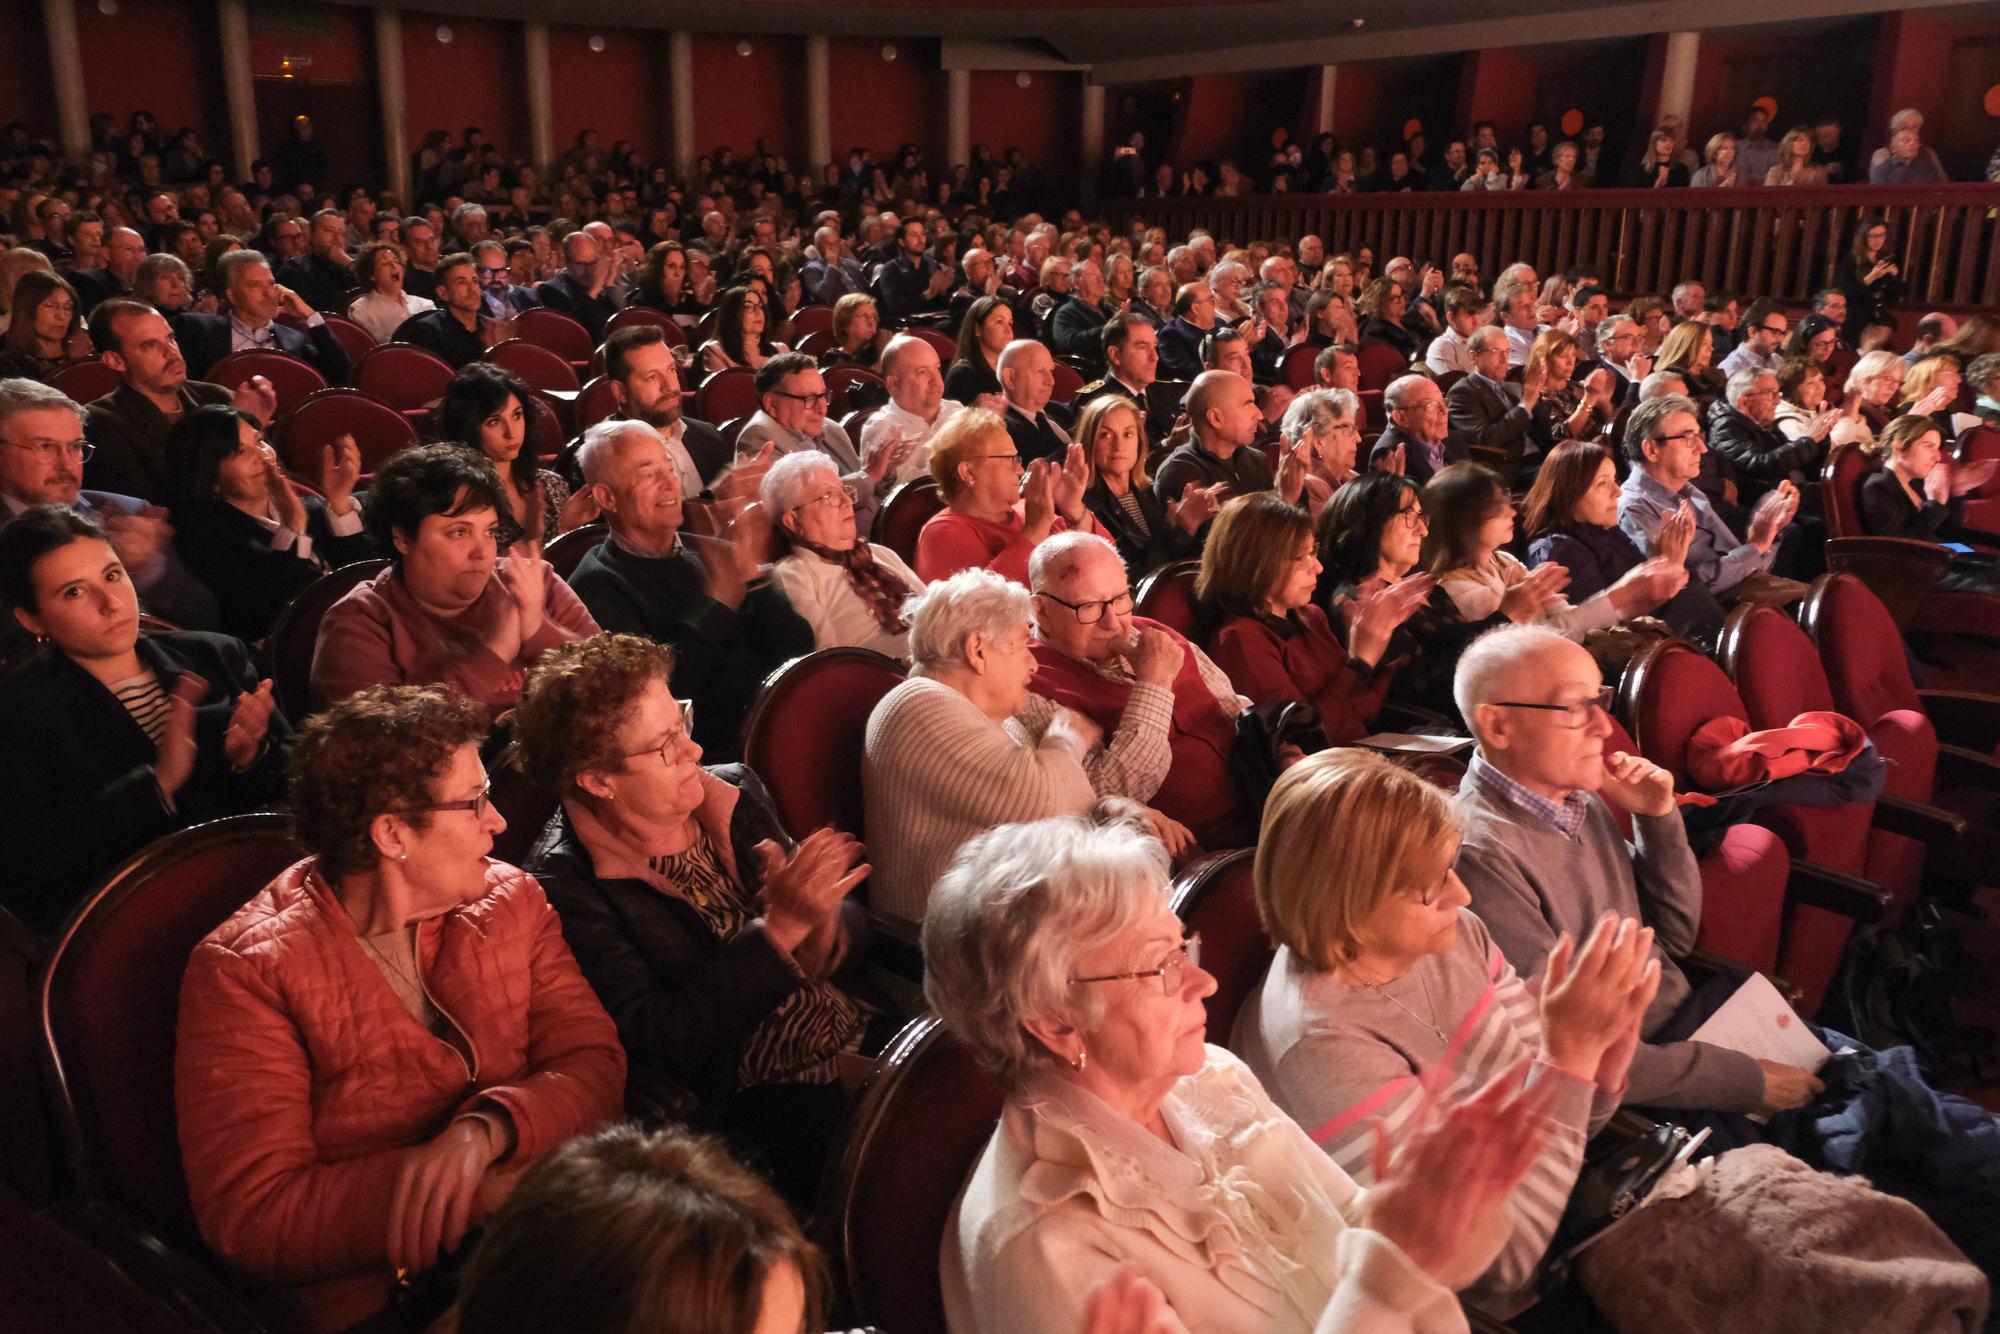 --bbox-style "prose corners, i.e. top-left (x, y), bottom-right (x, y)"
top-left (915, 407), bottom-right (1109, 584)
